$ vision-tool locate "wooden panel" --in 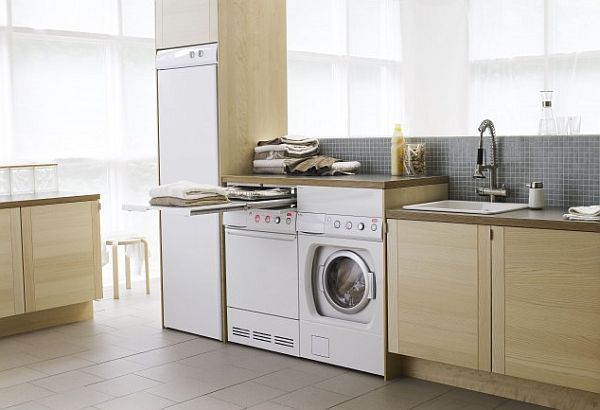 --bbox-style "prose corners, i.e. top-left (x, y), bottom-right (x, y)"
top-left (217, 0), bottom-right (288, 176)
top-left (383, 183), bottom-right (448, 211)
top-left (160, 0), bottom-right (211, 49)
top-left (0, 193), bottom-right (100, 210)
top-left (91, 201), bottom-right (103, 300)
top-left (400, 356), bottom-right (600, 410)
top-left (387, 220), bottom-right (484, 370)
top-left (0, 208), bottom-right (24, 318)
top-left (491, 226), bottom-right (505, 374)
top-left (477, 225), bottom-right (492, 372)
top-left (0, 301), bottom-right (92, 338)
top-left (501, 227), bottom-right (600, 393)
top-left (22, 202), bottom-right (98, 312)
